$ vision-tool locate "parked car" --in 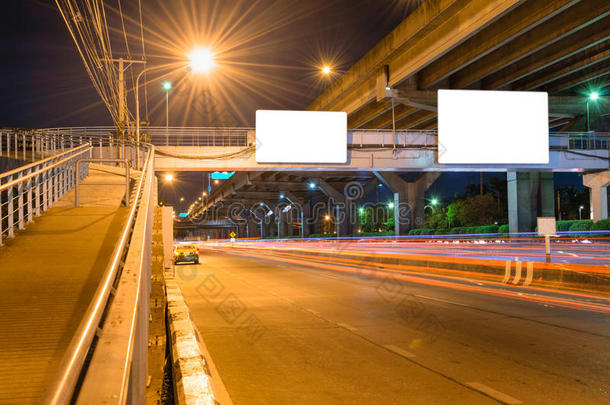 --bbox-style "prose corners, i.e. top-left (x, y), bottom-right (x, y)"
top-left (174, 244), bottom-right (199, 264)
